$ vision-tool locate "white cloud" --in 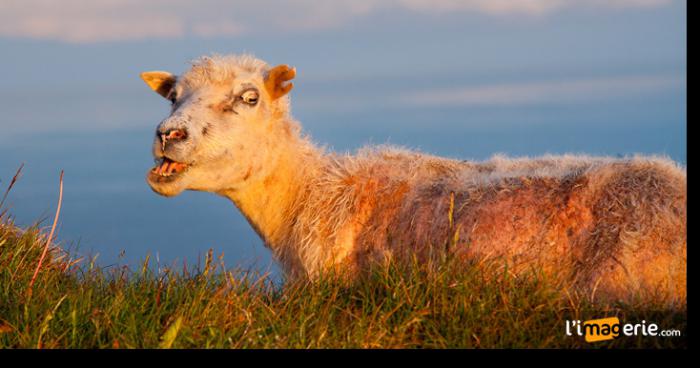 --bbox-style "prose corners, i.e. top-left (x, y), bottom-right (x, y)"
top-left (0, 0), bottom-right (675, 43)
top-left (0, 73), bottom-right (684, 137)
top-left (399, 0), bottom-right (565, 15)
top-left (399, 74), bottom-right (684, 107)
top-left (398, 0), bottom-right (672, 15)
